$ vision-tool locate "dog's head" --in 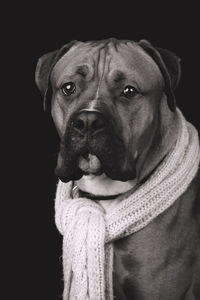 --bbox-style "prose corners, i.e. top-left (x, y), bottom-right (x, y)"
top-left (35, 39), bottom-right (181, 192)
